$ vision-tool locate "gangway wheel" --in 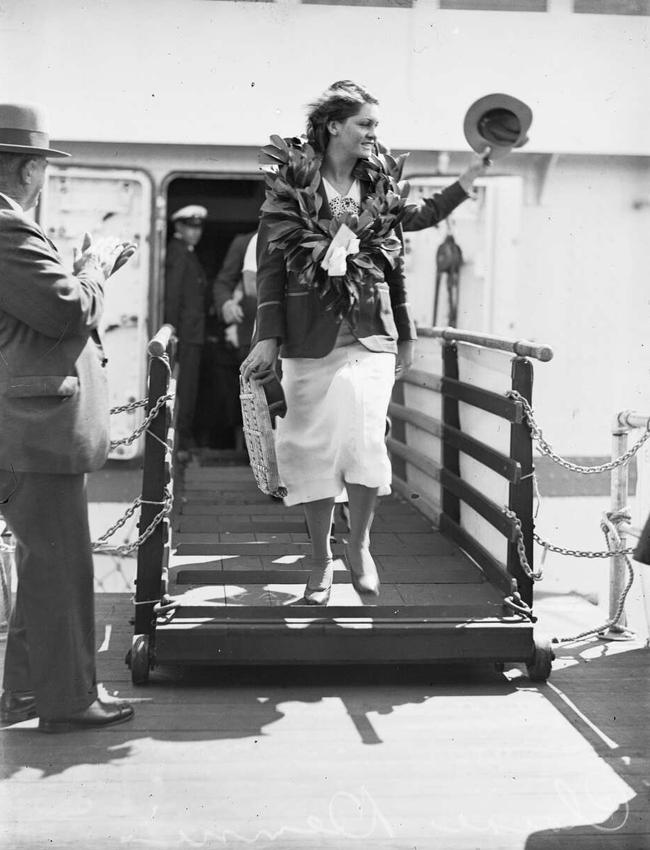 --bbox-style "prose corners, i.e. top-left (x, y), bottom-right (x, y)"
top-left (130, 634), bottom-right (152, 685)
top-left (526, 636), bottom-right (555, 683)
